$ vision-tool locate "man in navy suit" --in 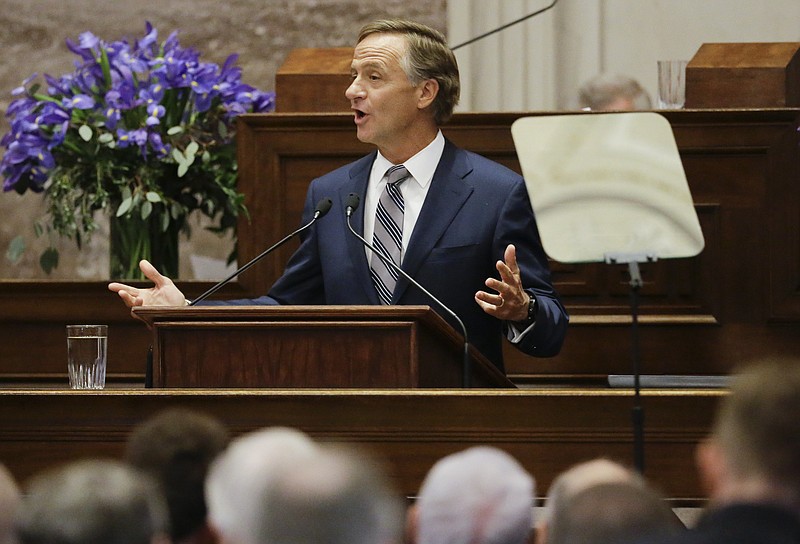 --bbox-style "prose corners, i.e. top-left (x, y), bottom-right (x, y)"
top-left (110, 19), bottom-right (568, 372)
